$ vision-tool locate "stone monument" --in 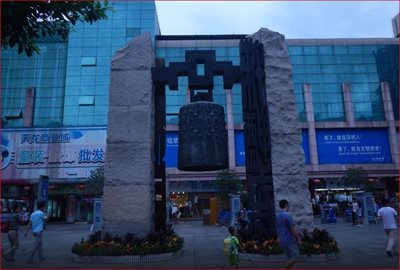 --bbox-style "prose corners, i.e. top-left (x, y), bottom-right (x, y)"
top-left (102, 29), bottom-right (313, 237)
top-left (102, 33), bottom-right (155, 236)
top-left (252, 28), bottom-right (314, 229)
